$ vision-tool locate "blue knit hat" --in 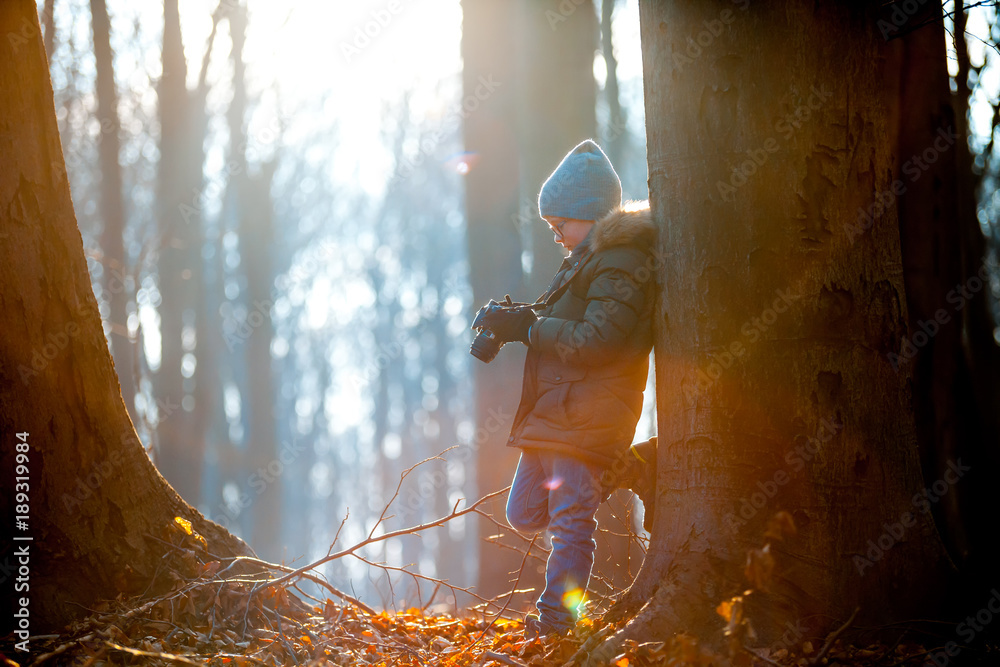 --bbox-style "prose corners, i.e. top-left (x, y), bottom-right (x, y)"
top-left (538, 140), bottom-right (622, 221)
